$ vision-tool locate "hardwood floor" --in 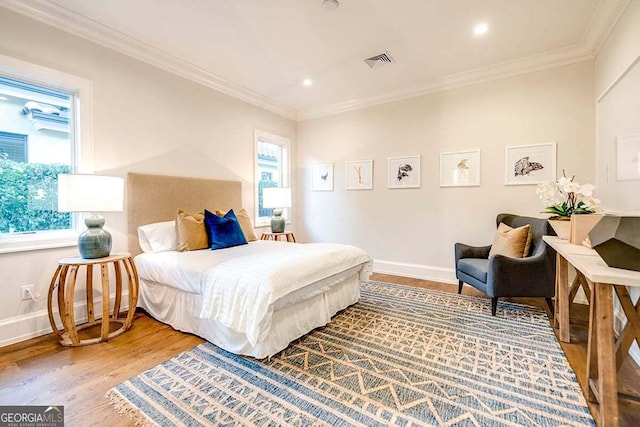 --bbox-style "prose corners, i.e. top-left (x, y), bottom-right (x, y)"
top-left (0, 314), bottom-right (203, 427)
top-left (0, 273), bottom-right (638, 426)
